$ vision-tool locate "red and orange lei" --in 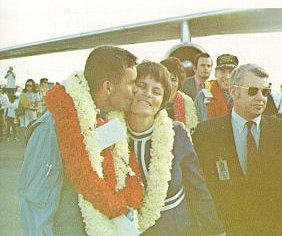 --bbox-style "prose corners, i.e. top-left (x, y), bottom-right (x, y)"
top-left (172, 91), bottom-right (185, 123)
top-left (45, 85), bottom-right (143, 218)
top-left (207, 80), bottom-right (233, 119)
